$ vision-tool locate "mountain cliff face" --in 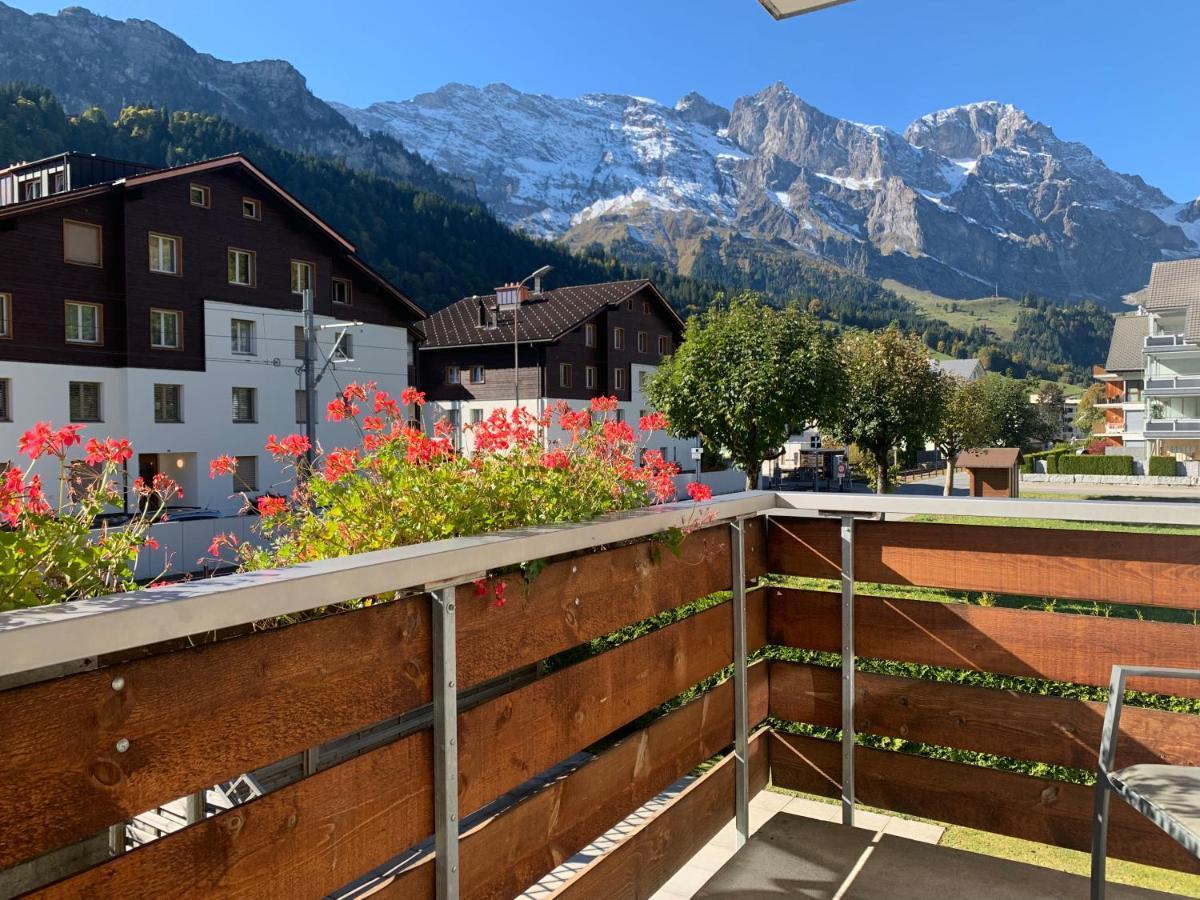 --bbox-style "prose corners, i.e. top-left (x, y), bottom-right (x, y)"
top-left (0, 2), bottom-right (470, 197)
top-left (340, 83), bottom-right (1200, 306)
